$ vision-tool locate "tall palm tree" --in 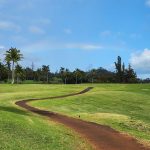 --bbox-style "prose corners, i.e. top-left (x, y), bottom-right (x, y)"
top-left (4, 47), bottom-right (23, 84)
